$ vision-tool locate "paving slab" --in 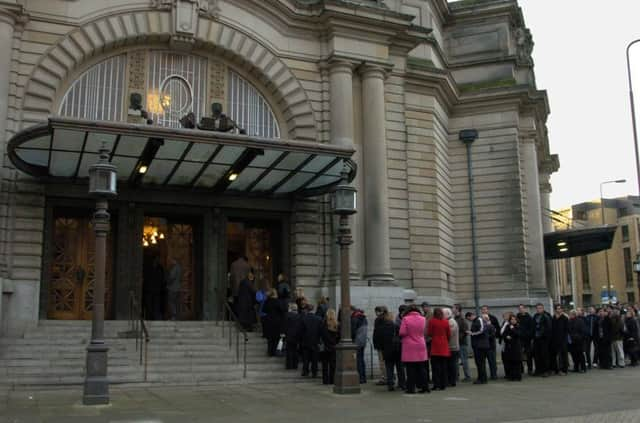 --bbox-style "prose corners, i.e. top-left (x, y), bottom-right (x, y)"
top-left (0, 366), bottom-right (639, 423)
